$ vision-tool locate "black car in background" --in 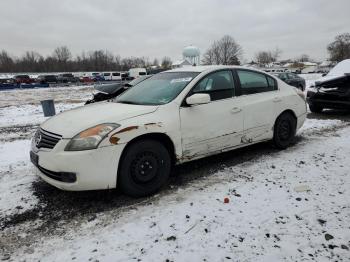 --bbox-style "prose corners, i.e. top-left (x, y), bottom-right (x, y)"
top-left (57, 73), bottom-right (79, 83)
top-left (273, 73), bottom-right (306, 91)
top-left (13, 75), bottom-right (34, 84)
top-left (307, 74), bottom-right (350, 113)
top-left (36, 75), bottom-right (58, 84)
top-left (85, 75), bottom-right (152, 104)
